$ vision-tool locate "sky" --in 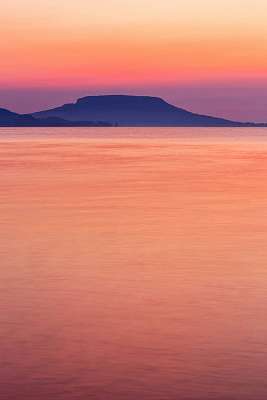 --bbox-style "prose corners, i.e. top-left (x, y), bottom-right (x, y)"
top-left (0, 0), bottom-right (267, 121)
